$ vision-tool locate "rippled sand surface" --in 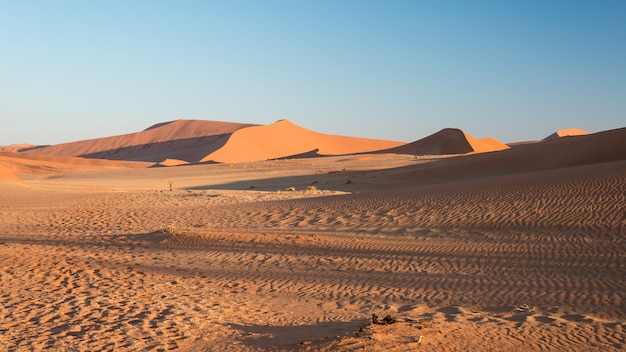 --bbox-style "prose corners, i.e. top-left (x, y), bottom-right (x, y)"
top-left (1, 151), bottom-right (625, 351)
